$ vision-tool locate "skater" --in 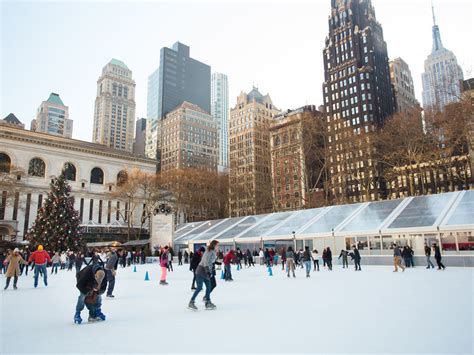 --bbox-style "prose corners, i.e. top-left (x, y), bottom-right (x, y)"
top-left (402, 246), bottom-right (411, 268)
top-left (392, 244), bottom-right (405, 272)
top-left (178, 250), bottom-right (183, 266)
top-left (104, 248), bottom-right (118, 297)
top-left (302, 246), bottom-right (312, 278)
top-left (352, 245), bottom-right (361, 271)
top-left (0, 251), bottom-right (6, 274)
top-left (433, 243), bottom-right (446, 270)
top-left (51, 252), bottom-right (61, 274)
top-left (246, 249), bottom-right (254, 267)
top-left (286, 246), bottom-right (296, 278)
top-left (184, 250), bottom-right (189, 264)
top-left (408, 246), bottom-right (415, 267)
top-left (223, 249), bottom-right (235, 281)
top-left (259, 248), bottom-right (264, 265)
top-left (28, 245), bottom-right (51, 288)
top-left (188, 240), bottom-right (219, 311)
top-left (322, 248), bottom-right (327, 269)
top-left (60, 251), bottom-right (67, 270)
top-left (425, 243), bottom-right (435, 269)
top-left (338, 250), bottom-right (349, 268)
top-left (74, 263), bottom-right (107, 324)
top-left (235, 249), bottom-right (243, 270)
top-left (160, 246), bottom-right (170, 285)
top-left (4, 248), bottom-right (28, 290)
top-left (68, 252), bottom-right (75, 271)
top-left (326, 247), bottom-right (333, 270)
top-left (312, 249), bottom-right (320, 271)
top-left (168, 248), bottom-right (174, 272)
top-left (281, 247), bottom-right (287, 271)
top-left (190, 247), bottom-right (204, 290)
top-left (294, 249), bottom-right (300, 268)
